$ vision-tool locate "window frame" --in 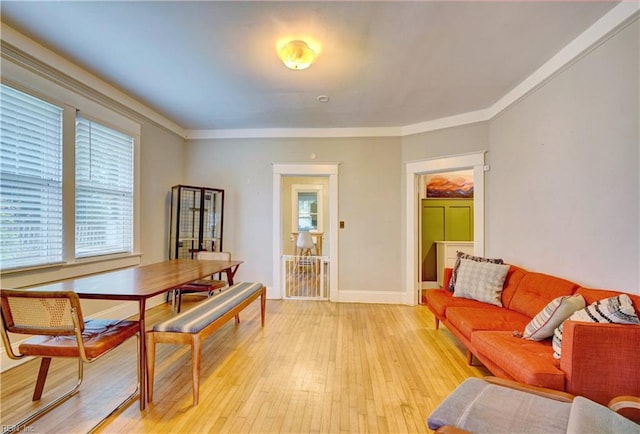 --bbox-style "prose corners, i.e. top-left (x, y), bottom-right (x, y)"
top-left (0, 76), bottom-right (141, 286)
top-left (0, 83), bottom-right (65, 270)
top-left (291, 184), bottom-right (324, 233)
top-left (74, 113), bottom-right (135, 259)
